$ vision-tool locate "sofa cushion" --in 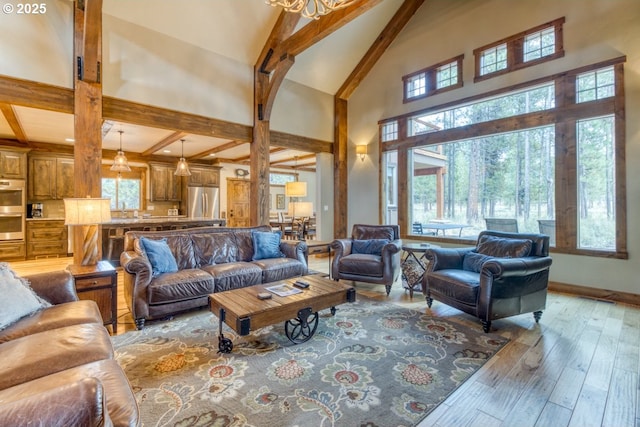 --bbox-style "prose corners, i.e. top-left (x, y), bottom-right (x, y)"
top-left (251, 230), bottom-right (284, 260)
top-left (252, 258), bottom-right (306, 283)
top-left (427, 269), bottom-right (480, 305)
top-left (201, 262), bottom-right (263, 292)
top-left (166, 234), bottom-right (198, 270)
top-left (476, 235), bottom-right (533, 258)
top-left (0, 323), bottom-right (113, 390)
top-left (139, 237), bottom-right (179, 277)
top-left (147, 269), bottom-right (215, 304)
top-left (0, 263), bottom-right (51, 331)
top-left (462, 252), bottom-right (496, 273)
top-left (338, 254), bottom-right (383, 277)
top-left (233, 230), bottom-right (255, 262)
top-left (0, 300), bottom-right (102, 344)
top-left (192, 232), bottom-right (238, 266)
top-left (352, 239), bottom-right (389, 256)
